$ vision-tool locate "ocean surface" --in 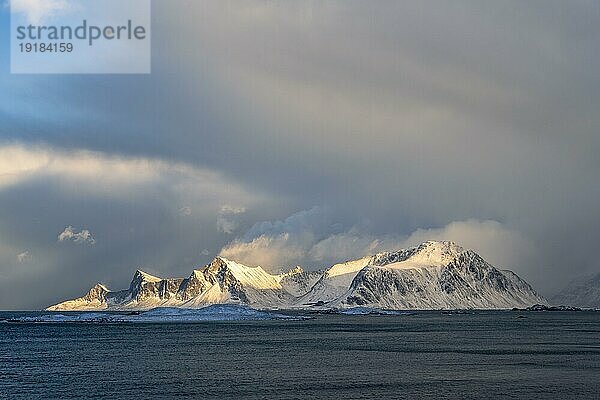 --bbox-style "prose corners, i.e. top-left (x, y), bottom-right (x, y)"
top-left (1, 310), bottom-right (598, 399)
